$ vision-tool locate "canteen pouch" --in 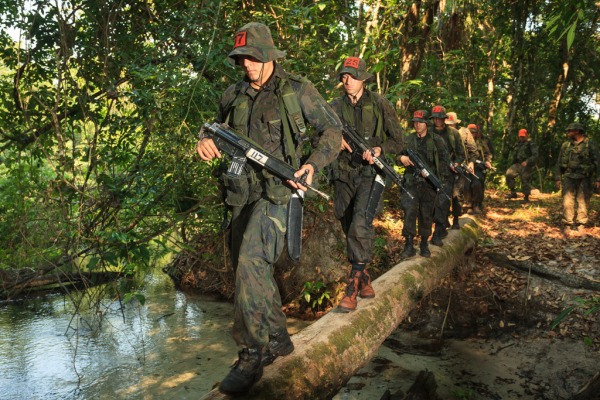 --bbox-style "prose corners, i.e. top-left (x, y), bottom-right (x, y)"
top-left (264, 173), bottom-right (292, 205)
